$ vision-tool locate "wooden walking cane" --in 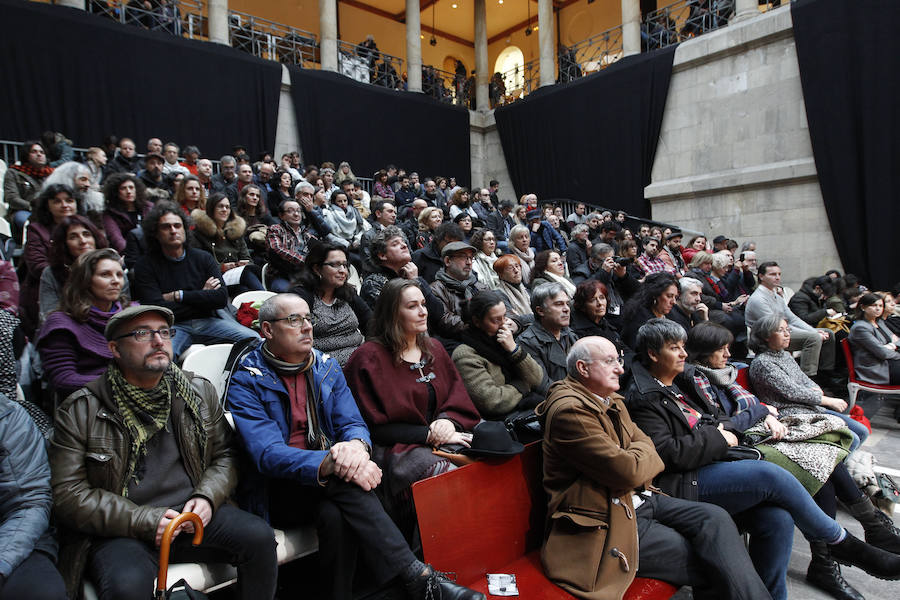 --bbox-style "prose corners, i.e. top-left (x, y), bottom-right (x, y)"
top-left (155, 512), bottom-right (204, 599)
